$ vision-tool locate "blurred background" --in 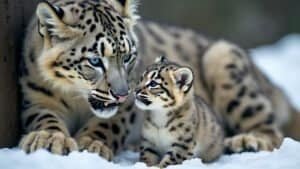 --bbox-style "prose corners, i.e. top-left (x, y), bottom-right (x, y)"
top-left (139, 0), bottom-right (300, 48)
